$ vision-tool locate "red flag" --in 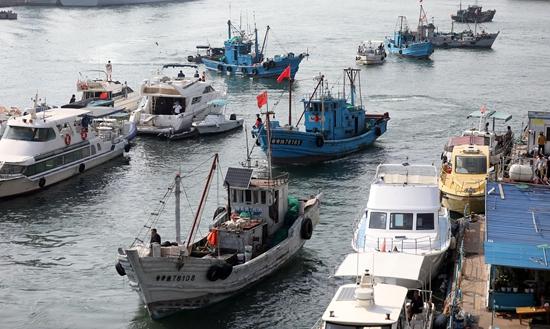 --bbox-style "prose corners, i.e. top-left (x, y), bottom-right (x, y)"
top-left (276, 65), bottom-right (291, 83)
top-left (256, 91), bottom-right (268, 109)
